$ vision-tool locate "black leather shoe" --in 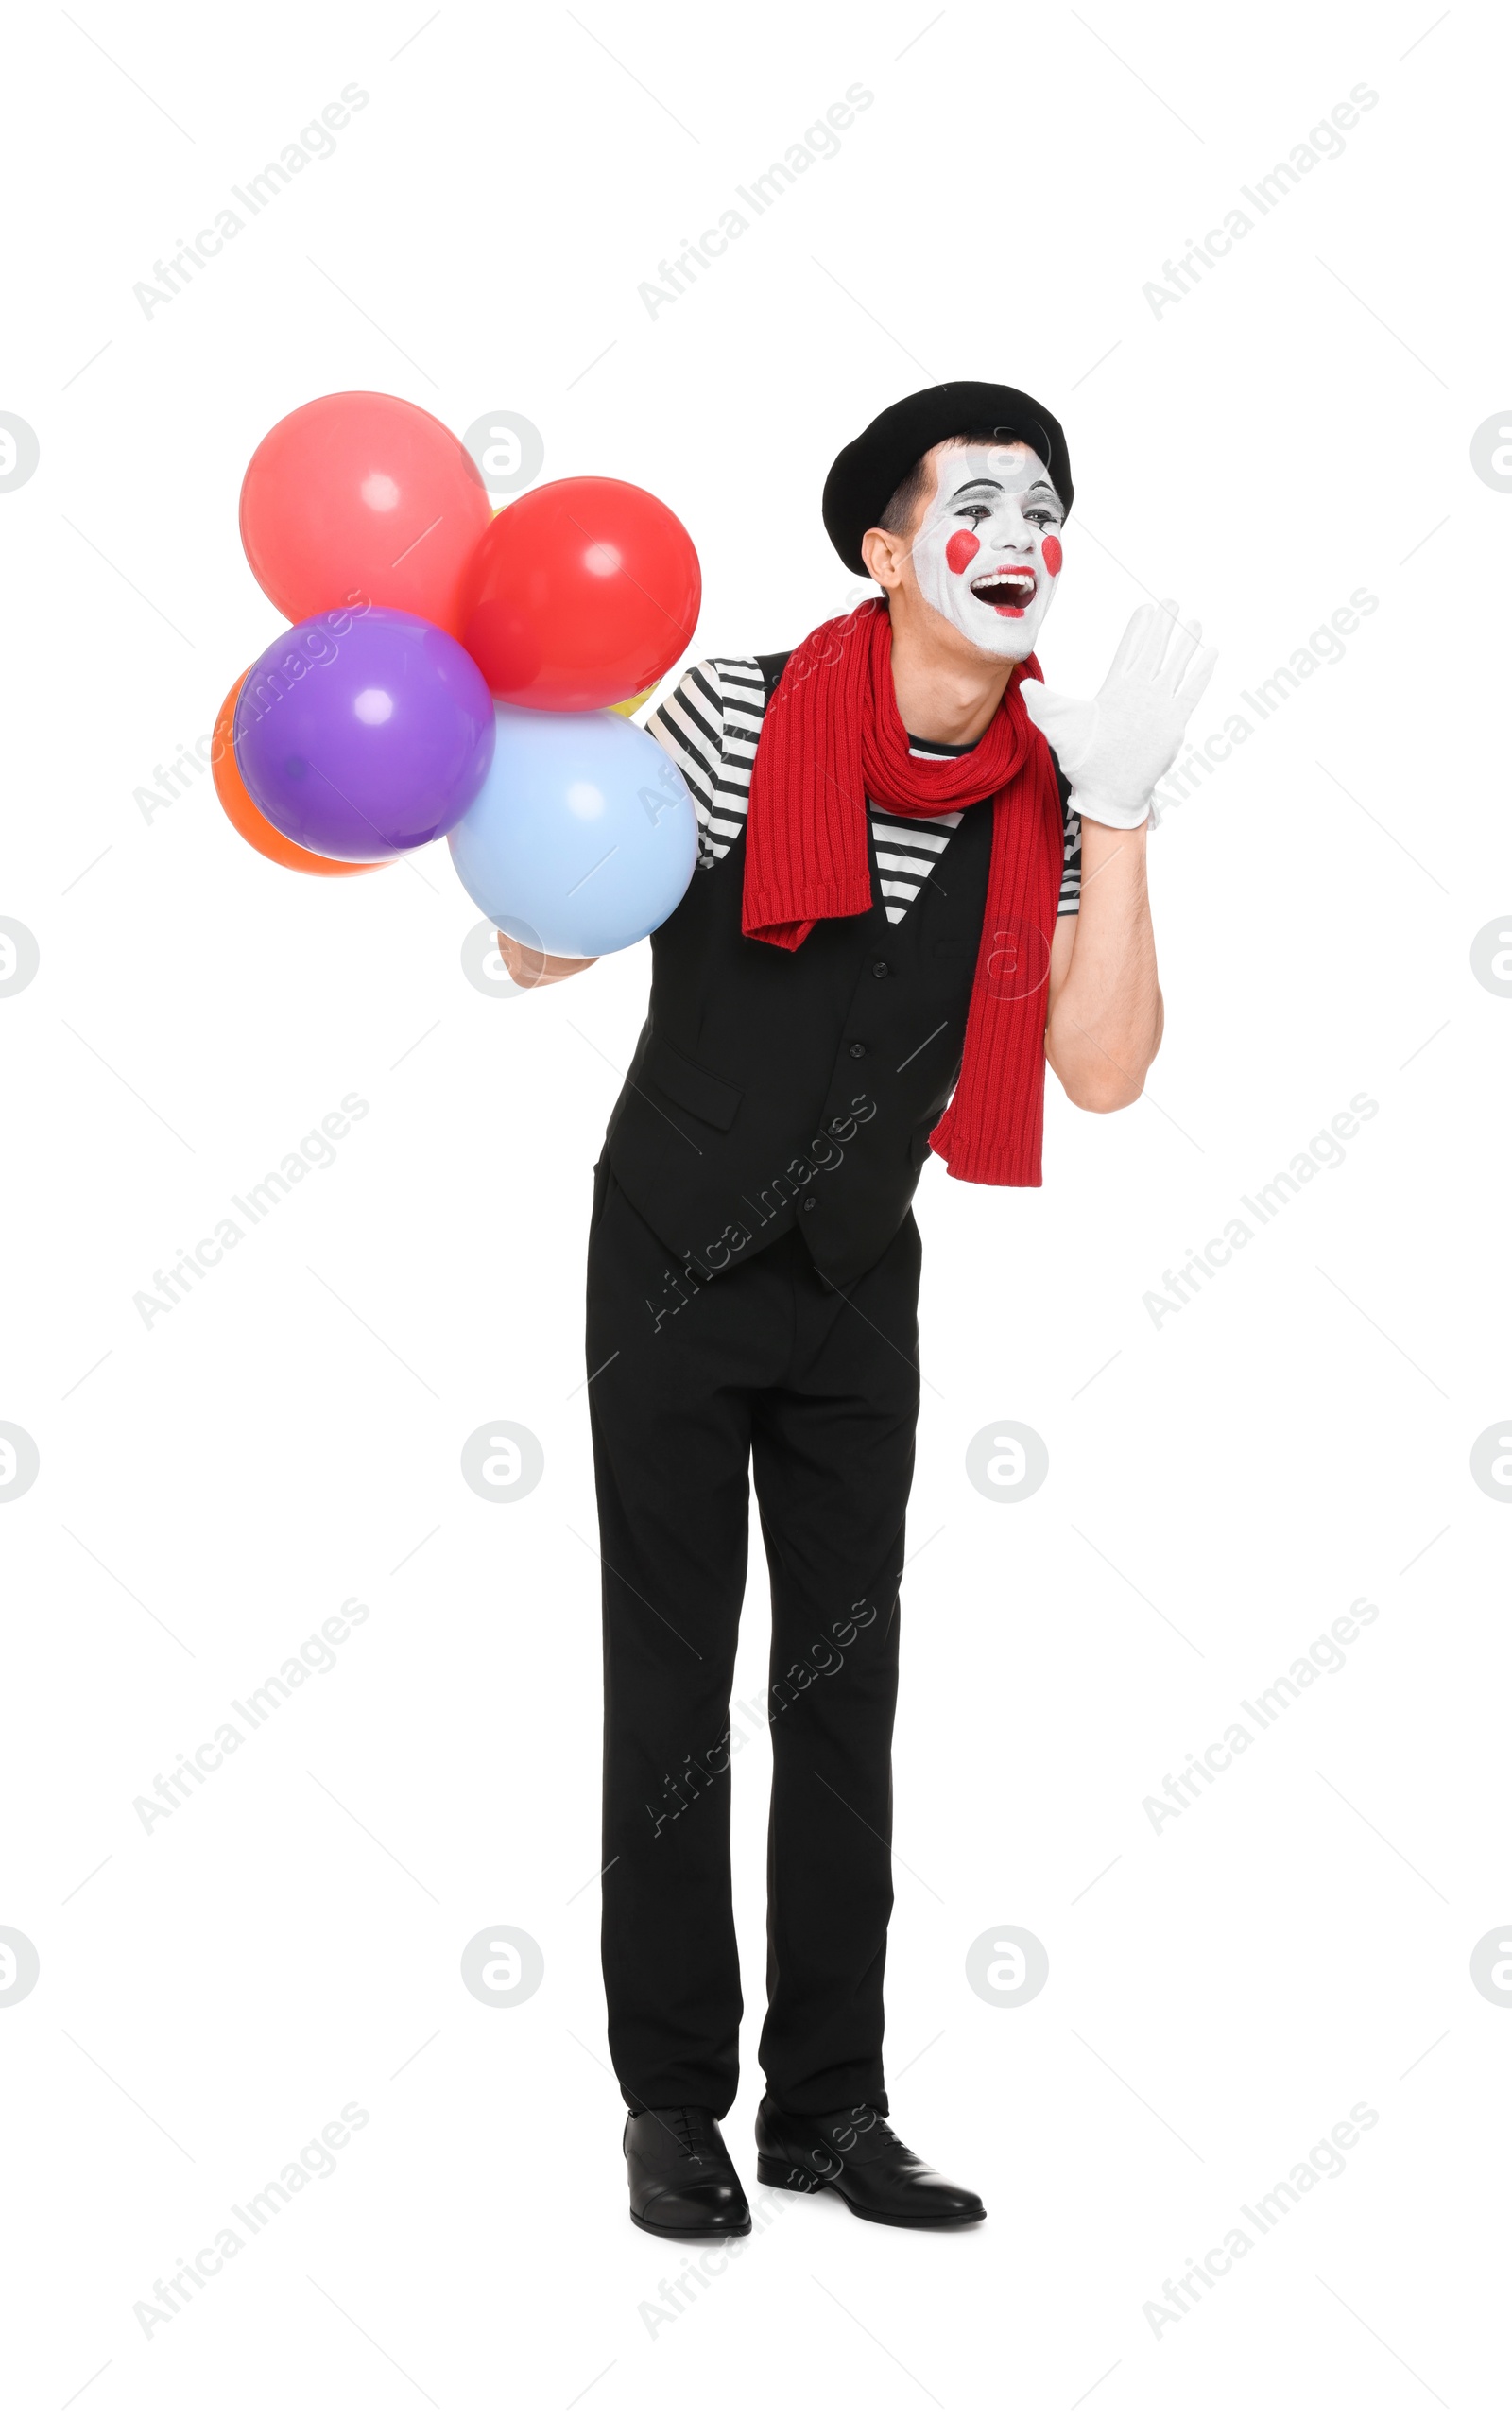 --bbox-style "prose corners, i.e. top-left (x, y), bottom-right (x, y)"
top-left (755, 2096), bottom-right (985, 2228)
top-left (625, 2106), bottom-right (752, 2238)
